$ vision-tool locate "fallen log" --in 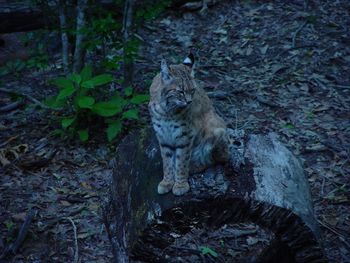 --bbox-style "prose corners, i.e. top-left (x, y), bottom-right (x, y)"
top-left (0, 0), bottom-right (213, 33)
top-left (107, 127), bottom-right (326, 262)
top-left (0, 3), bottom-right (45, 33)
